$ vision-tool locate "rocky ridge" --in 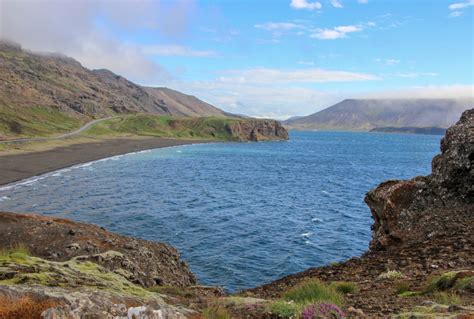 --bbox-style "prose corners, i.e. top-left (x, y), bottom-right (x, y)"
top-left (0, 40), bottom-right (227, 119)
